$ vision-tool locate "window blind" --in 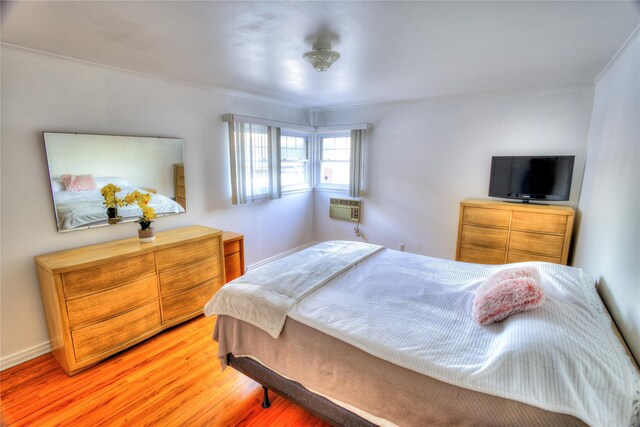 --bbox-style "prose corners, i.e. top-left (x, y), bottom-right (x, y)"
top-left (228, 122), bottom-right (281, 205)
